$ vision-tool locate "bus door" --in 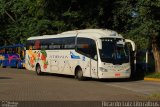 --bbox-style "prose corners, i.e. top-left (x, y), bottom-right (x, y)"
top-left (76, 37), bottom-right (98, 78)
top-left (90, 58), bottom-right (98, 78)
top-left (90, 39), bottom-right (98, 78)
